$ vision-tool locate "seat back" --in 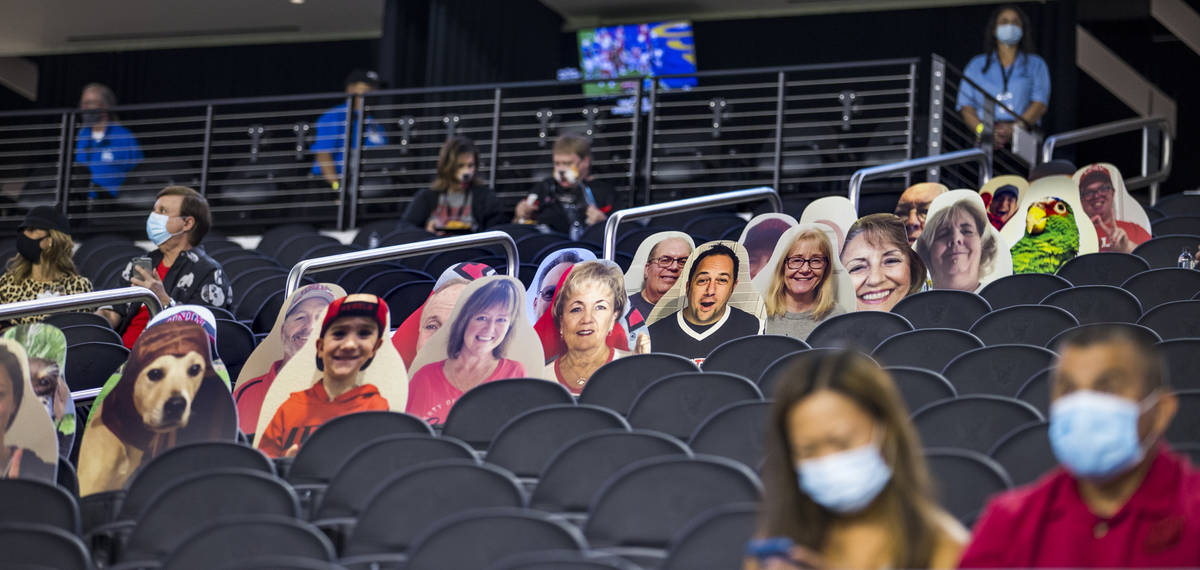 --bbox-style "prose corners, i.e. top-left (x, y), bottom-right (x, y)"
top-left (1166, 390), bottom-right (1200, 446)
top-left (1138, 300), bottom-right (1200, 340)
top-left (1055, 252), bottom-right (1150, 286)
top-left (988, 422), bottom-right (1055, 487)
top-left (701, 335), bottom-right (809, 381)
top-left (288, 411), bottom-right (434, 485)
top-left (871, 328), bottom-right (984, 371)
top-left (580, 354), bottom-right (699, 415)
top-left (942, 344), bottom-right (1057, 397)
top-left (443, 379), bottom-right (576, 449)
top-left (627, 372), bottom-right (763, 439)
top-left (925, 448), bottom-right (1012, 526)
top-left (404, 507), bottom-right (587, 570)
top-left (119, 441), bottom-right (275, 522)
top-left (0, 522), bottom-right (91, 570)
top-left (968, 305), bottom-right (1078, 346)
top-left (1160, 339), bottom-right (1200, 391)
top-left (1041, 285), bottom-right (1143, 324)
top-left (805, 311), bottom-right (913, 351)
top-left (1015, 367), bottom-right (1053, 416)
top-left (0, 478), bottom-right (80, 534)
top-left (488, 549), bottom-right (642, 570)
top-left (893, 290), bottom-right (992, 330)
top-left (486, 404), bottom-right (629, 478)
top-left (912, 395), bottom-right (1044, 453)
top-left (1132, 234), bottom-right (1200, 268)
top-left (980, 273), bottom-right (1072, 309)
top-left (1120, 268), bottom-right (1200, 313)
top-left (163, 514), bottom-right (335, 570)
top-left (1046, 322), bottom-right (1161, 352)
top-left (661, 503), bottom-right (759, 570)
top-left (883, 366), bottom-right (957, 414)
top-left (688, 400), bottom-right (772, 469)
